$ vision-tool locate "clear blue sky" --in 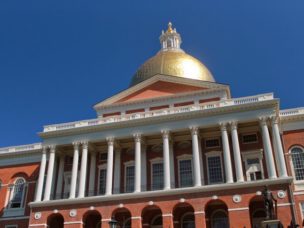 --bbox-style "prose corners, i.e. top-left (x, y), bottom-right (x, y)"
top-left (0, 1), bottom-right (303, 147)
